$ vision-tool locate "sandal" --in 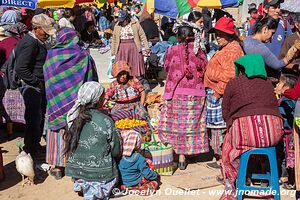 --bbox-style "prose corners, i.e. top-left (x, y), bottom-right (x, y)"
top-left (279, 177), bottom-right (288, 185)
top-left (283, 183), bottom-right (295, 190)
top-left (216, 175), bottom-right (224, 185)
top-left (49, 168), bottom-right (64, 180)
top-left (178, 162), bottom-right (187, 170)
